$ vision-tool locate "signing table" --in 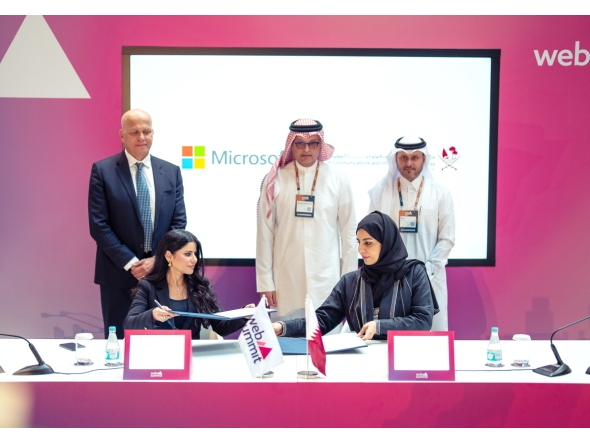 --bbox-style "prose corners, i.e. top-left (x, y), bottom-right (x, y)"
top-left (1, 339), bottom-right (589, 427)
